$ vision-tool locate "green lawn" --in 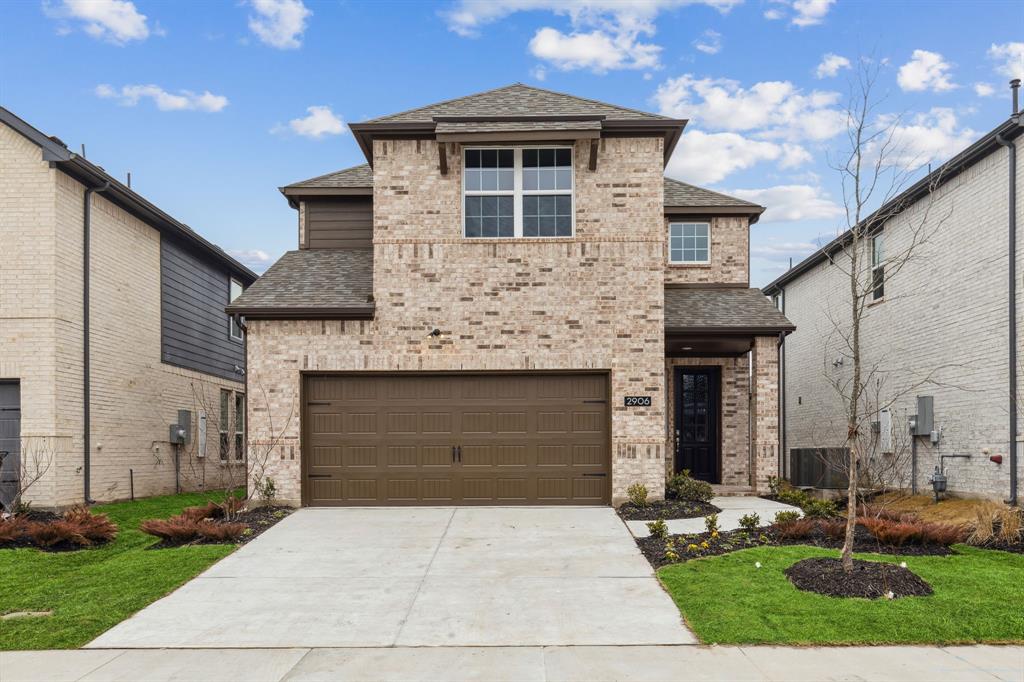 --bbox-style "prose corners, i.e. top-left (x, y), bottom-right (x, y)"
top-left (658, 544), bottom-right (1024, 645)
top-left (0, 491), bottom-right (238, 650)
